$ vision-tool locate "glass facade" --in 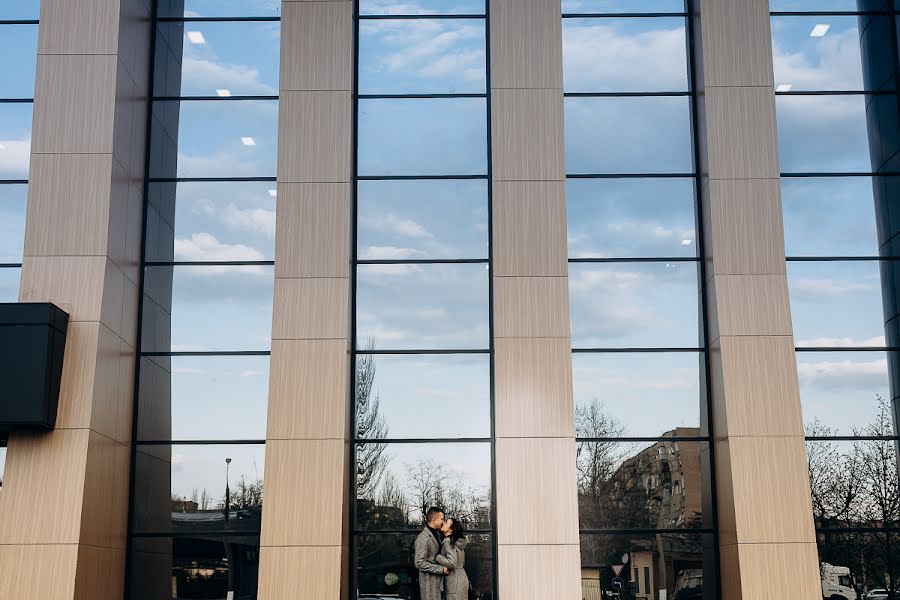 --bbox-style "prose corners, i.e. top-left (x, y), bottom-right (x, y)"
top-left (563, 3), bottom-right (717, 600)
top-left (0, 1), bottom-right (40, 491)
top-left (772, 1), bottom-right (900, 596)
top-left (352, 1), bottom-right (495, 597)
top-left (127, 3), bottom-right (279, 598)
